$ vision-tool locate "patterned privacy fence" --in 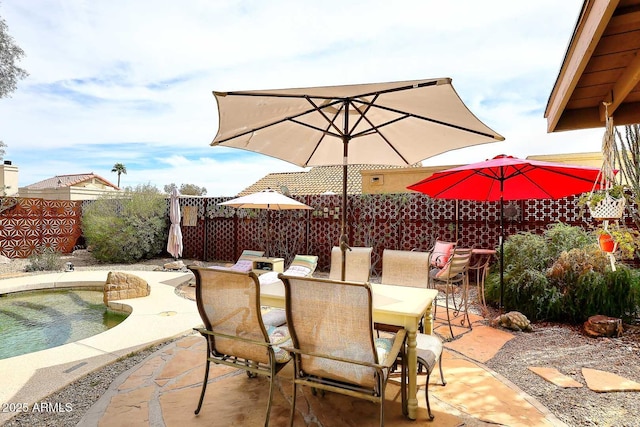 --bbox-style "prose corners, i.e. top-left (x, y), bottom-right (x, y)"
top-left (1, 194), bottom-right (636, 274)
top-left (177, 193), bottom-right (638, 275)
top-left (0, 198), bottom-right (82, 258)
